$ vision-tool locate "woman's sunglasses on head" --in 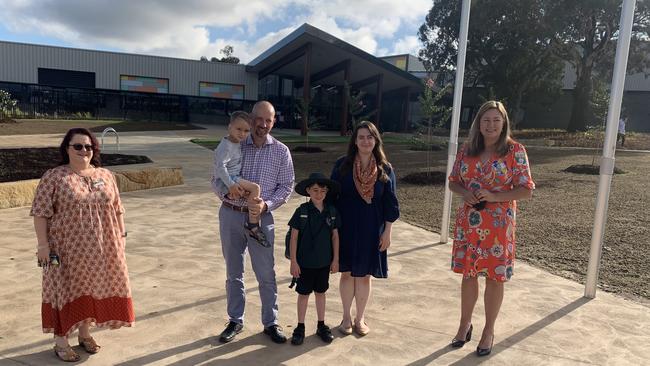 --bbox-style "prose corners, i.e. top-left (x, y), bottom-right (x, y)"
top-left (69, 144), bottom-right (94, 151)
